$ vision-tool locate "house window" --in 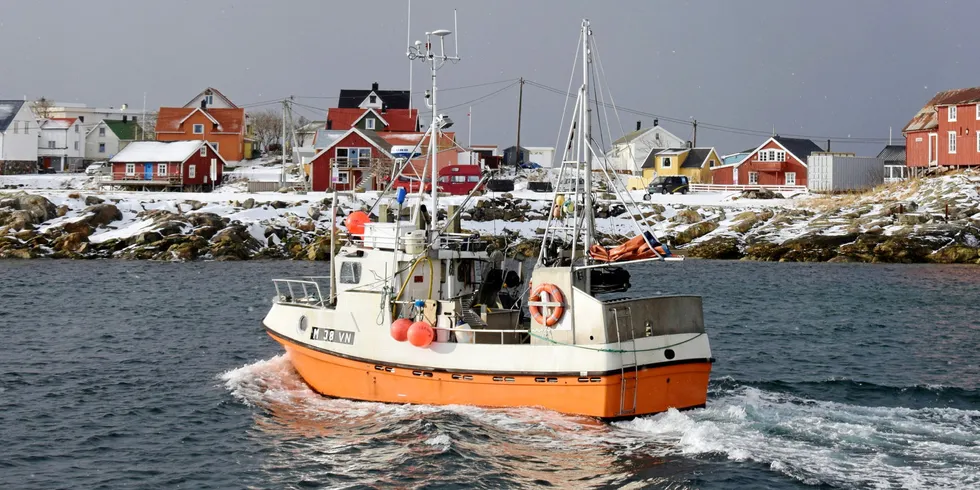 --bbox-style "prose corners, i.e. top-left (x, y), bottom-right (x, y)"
top-left (709, 159), bottom-right (715, 167)
top-left (365, 118), bottom-right (375, 130)
top-left (334, 170), bottom-right (349, 184)
top-left (205, 95), bottom-right (214, 106)
top-left (48, 140), bottom-right (56, 149)
top-left (189, 164), bottom-right (196, 178)
top-left (211, 142), bottom-right (219, 152)
top-left (976, 131), bottom-right (980, 152)
top-left (200, 146), bottom-right (207, 157)
top-left (976, 103), bottom-right (980, 120)
top-left (75, 125), bottom-right (79, 133)
top-left (126, 163), bottom-right (135, 175)
top-left (758, 150), bottom-right (769, 162)
top-left (339, 262), bottom-right (361, 284)
top-left (11, 121), bottom-right (17, 133)
top-left (99, 143), bottom-right (106, 153)
top-left (193, 124), bottom-right (204, 134)
top-left (949, 105), bottom-right (957, 122)
top-left (158, 163), bottom-right (167, 176)
top-left (949, 131), bottom-right (957, 154)
top-left (662, 157), bottom-right (672, 168)
top-left (785, 172), bottom-right (796, 186)
top-left (99, 127), bottom-right (106, 136)
top-left (74, 142), bottom-right (78, 150)
top-left (369, 95), bottom-right (377, 104)
top-left (748, 172), bottom-right (759, 184)
top-left (336, 147), bottom-right (371, 165)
